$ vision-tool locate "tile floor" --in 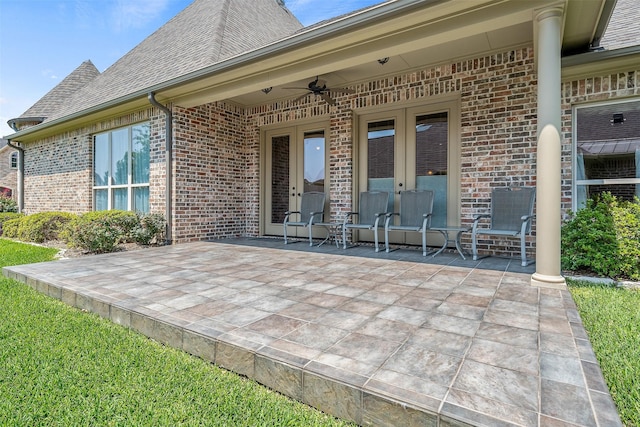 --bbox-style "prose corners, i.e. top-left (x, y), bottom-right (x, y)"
top-left (3, 238), bottom-right (622, 427)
